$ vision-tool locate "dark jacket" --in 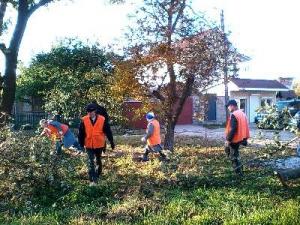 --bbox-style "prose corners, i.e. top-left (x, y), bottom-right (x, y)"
top-left (78, 115), bottom-right (114, 149)
top-left (95, 104), bottom-right (110, 123)
top-left (226, 114), bottom-right (238, 142)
